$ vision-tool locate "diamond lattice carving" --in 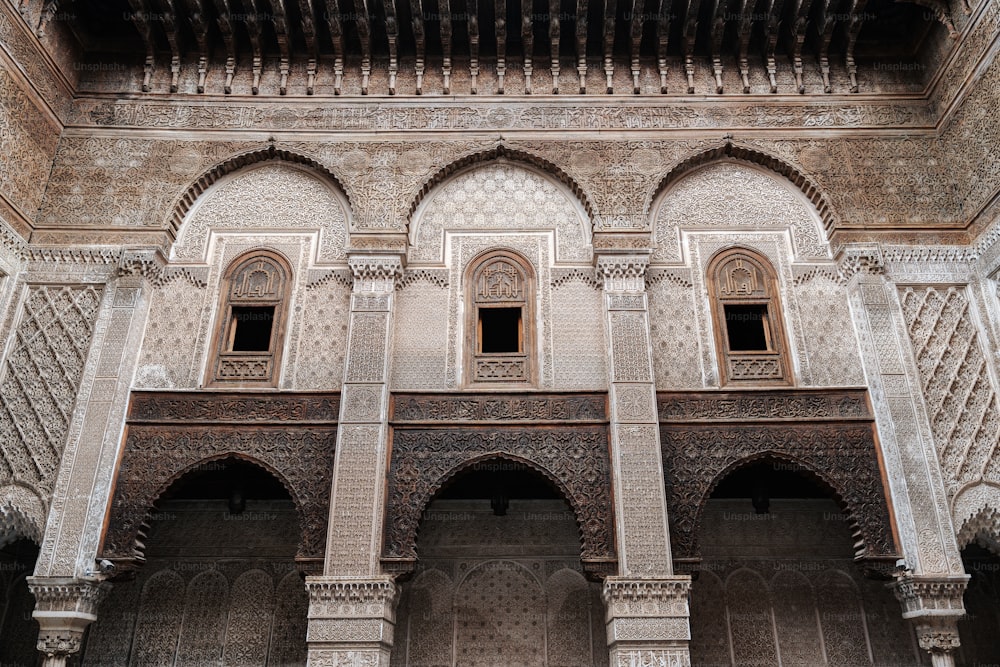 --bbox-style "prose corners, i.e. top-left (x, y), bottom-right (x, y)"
top-left (0, 285), bottom-right (103, 493)
top-left (899, 287), bottom-right (1000, 496)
